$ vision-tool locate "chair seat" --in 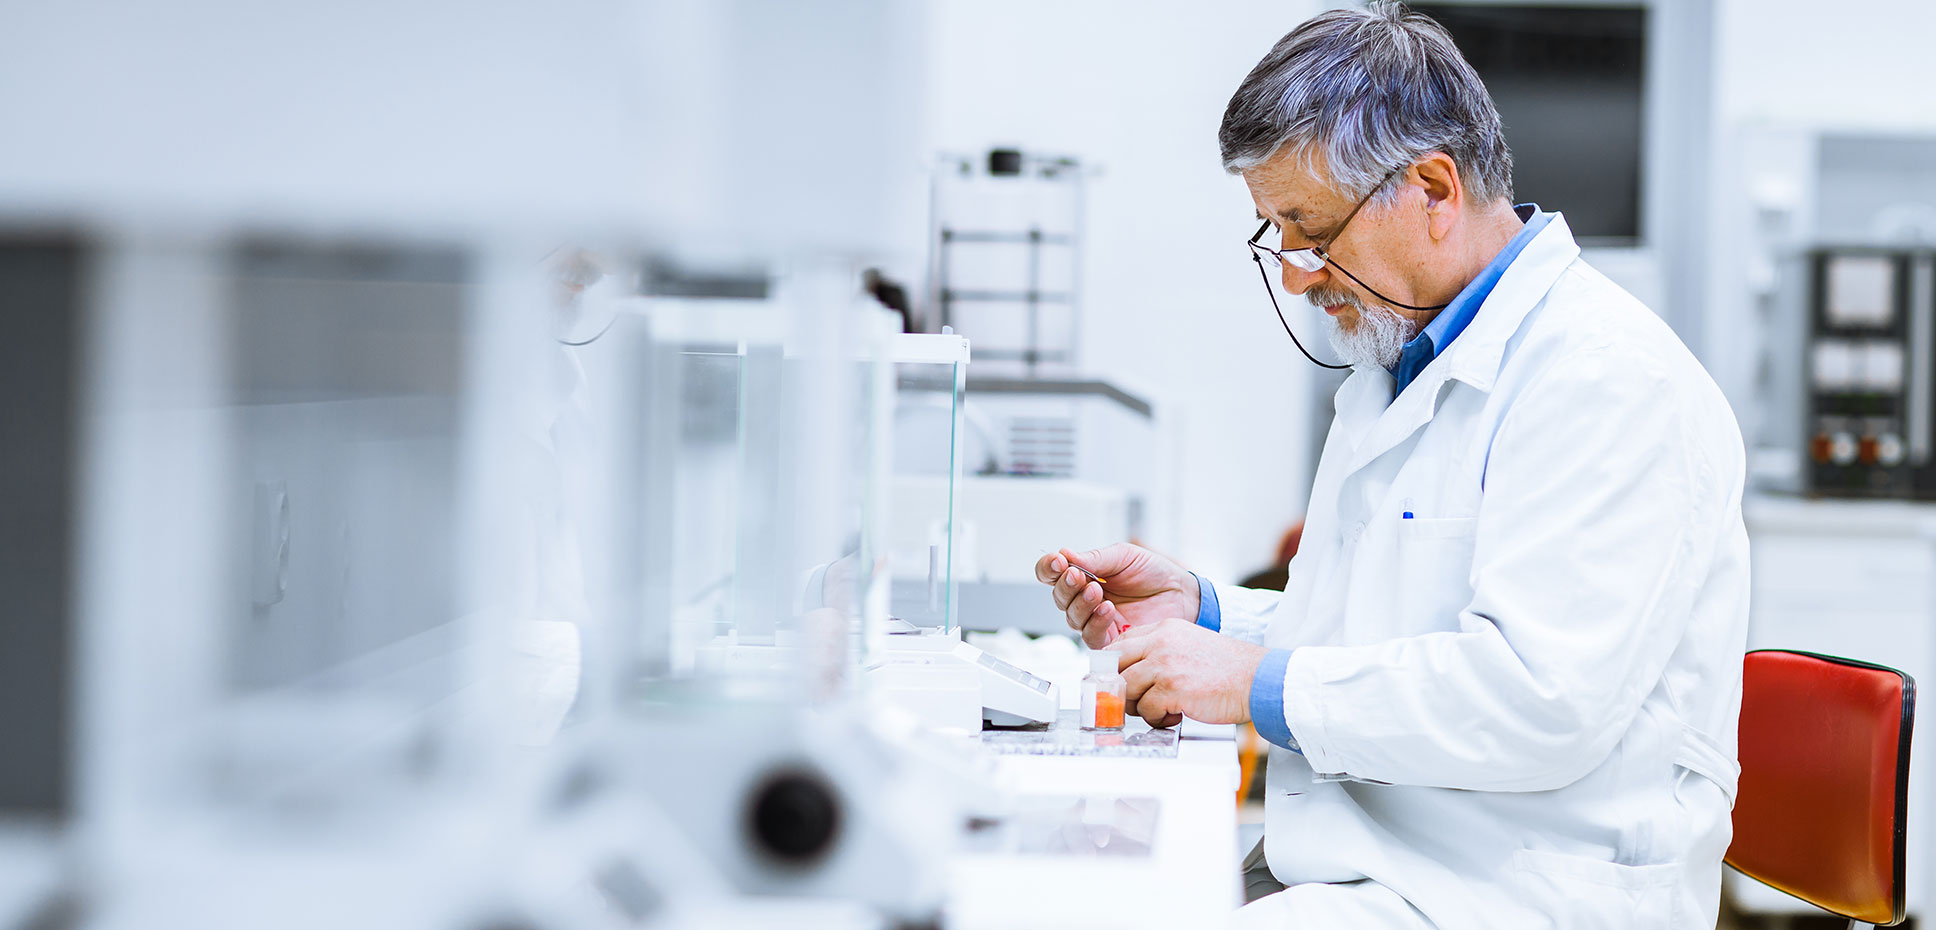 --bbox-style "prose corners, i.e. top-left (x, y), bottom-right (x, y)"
top-left (1727, 649), bottom-right (1914, 926)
